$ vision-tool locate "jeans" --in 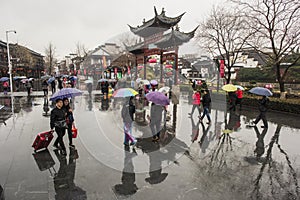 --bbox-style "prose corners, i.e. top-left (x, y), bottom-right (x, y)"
top-left (200, 107), bottom-right (211, 122)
